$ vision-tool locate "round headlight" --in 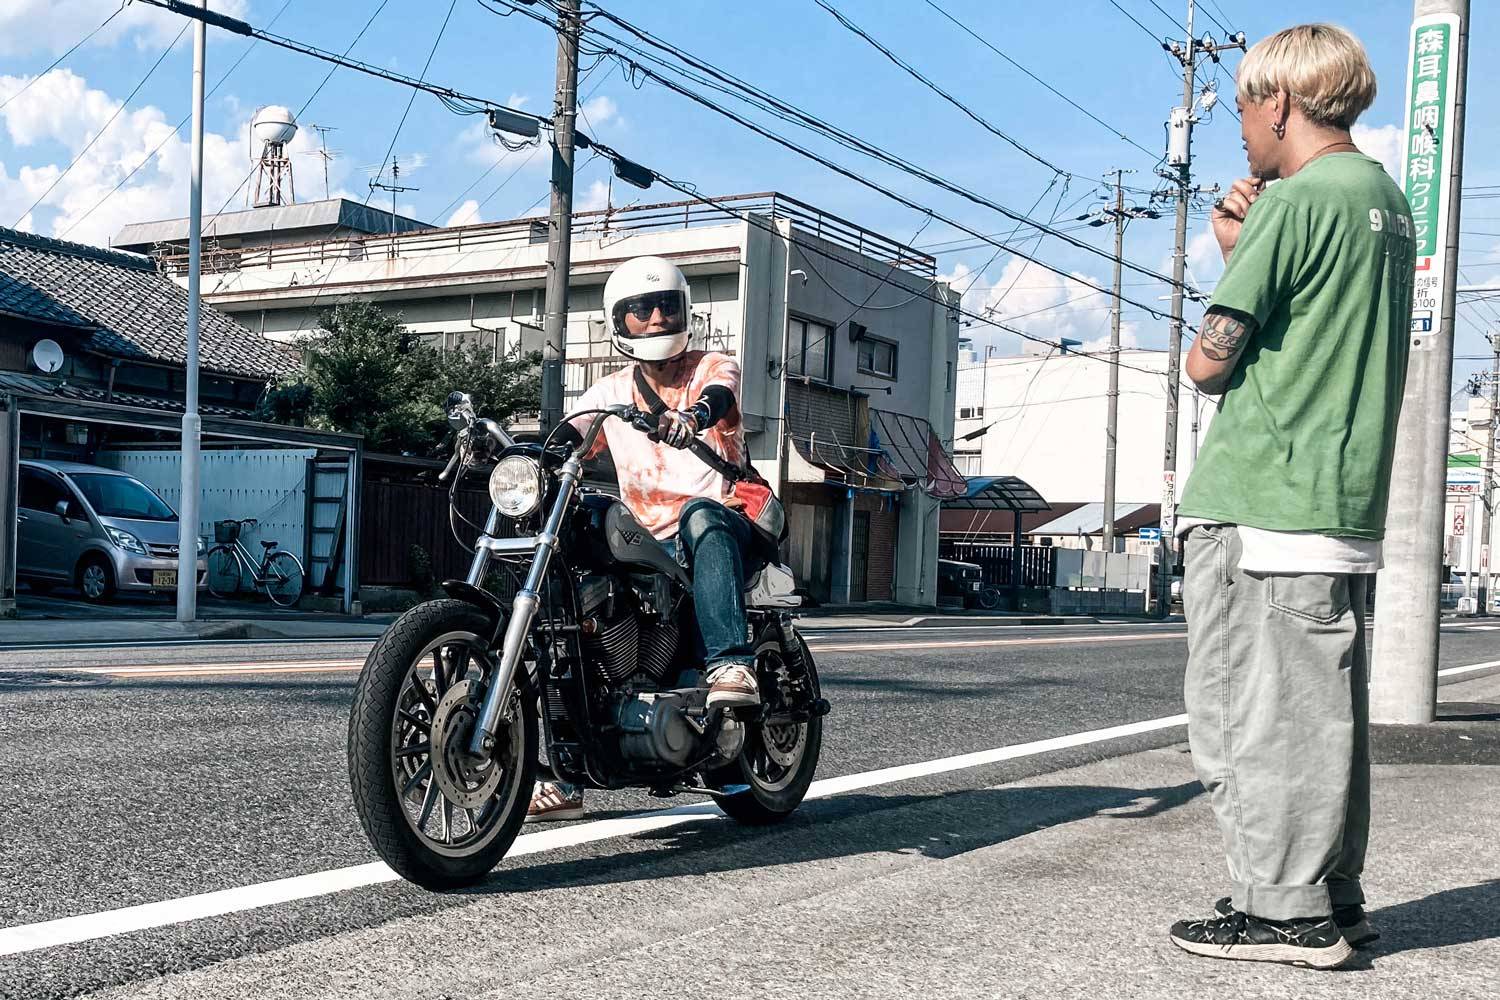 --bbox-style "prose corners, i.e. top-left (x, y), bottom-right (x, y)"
top-left (489, 455), bottom-right (543, 518)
